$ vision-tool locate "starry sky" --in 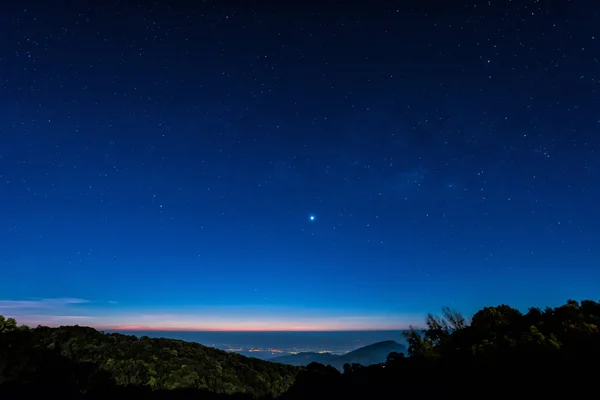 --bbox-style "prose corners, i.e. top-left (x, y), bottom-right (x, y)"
top-left (1, 0), bottom-right (599, 331)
